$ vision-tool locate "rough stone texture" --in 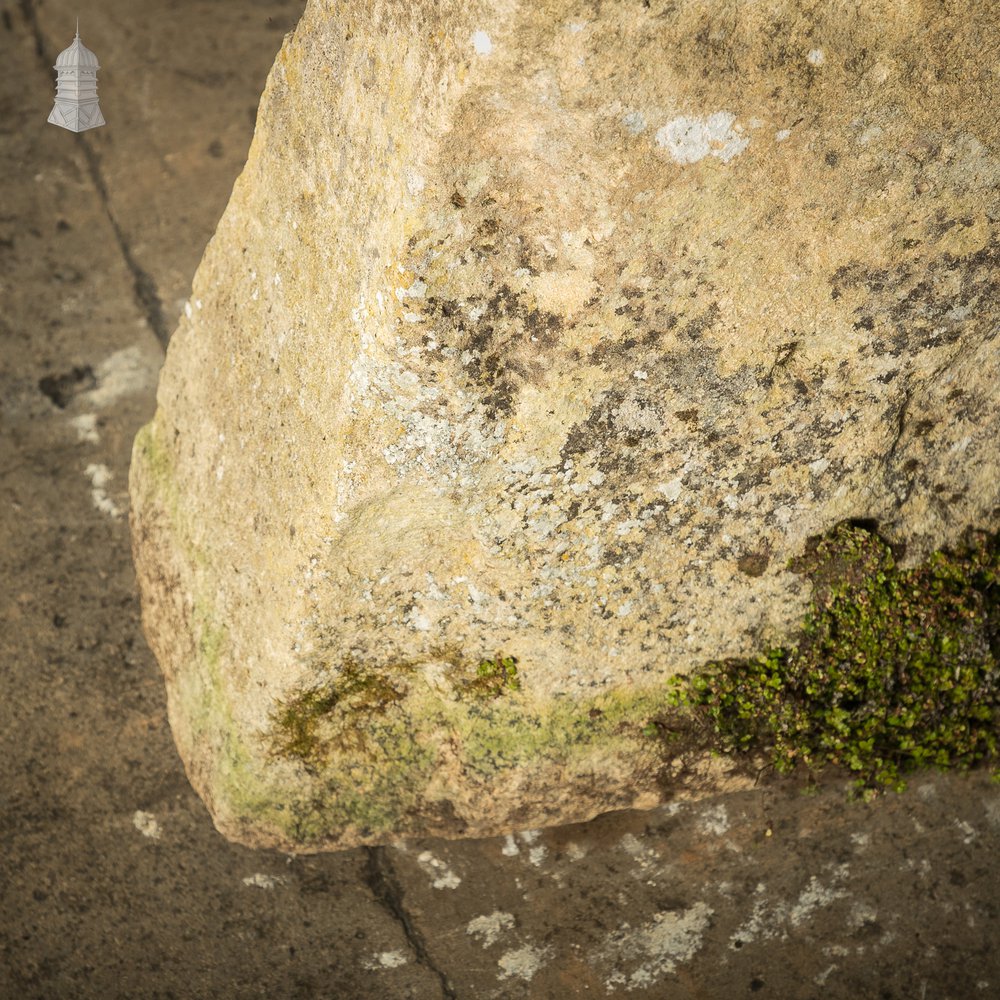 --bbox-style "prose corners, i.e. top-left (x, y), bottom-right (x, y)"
top-left (130, 0), bottom-right (999, 851)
